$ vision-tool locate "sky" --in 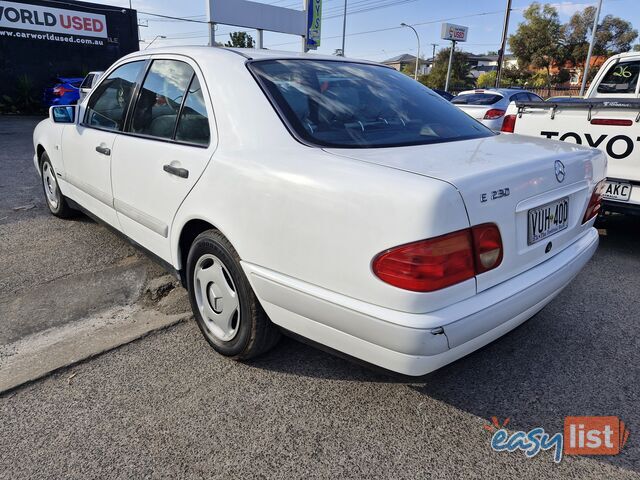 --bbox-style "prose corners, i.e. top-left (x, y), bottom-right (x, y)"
top-left (93, 0), bottom-right (639, 62)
